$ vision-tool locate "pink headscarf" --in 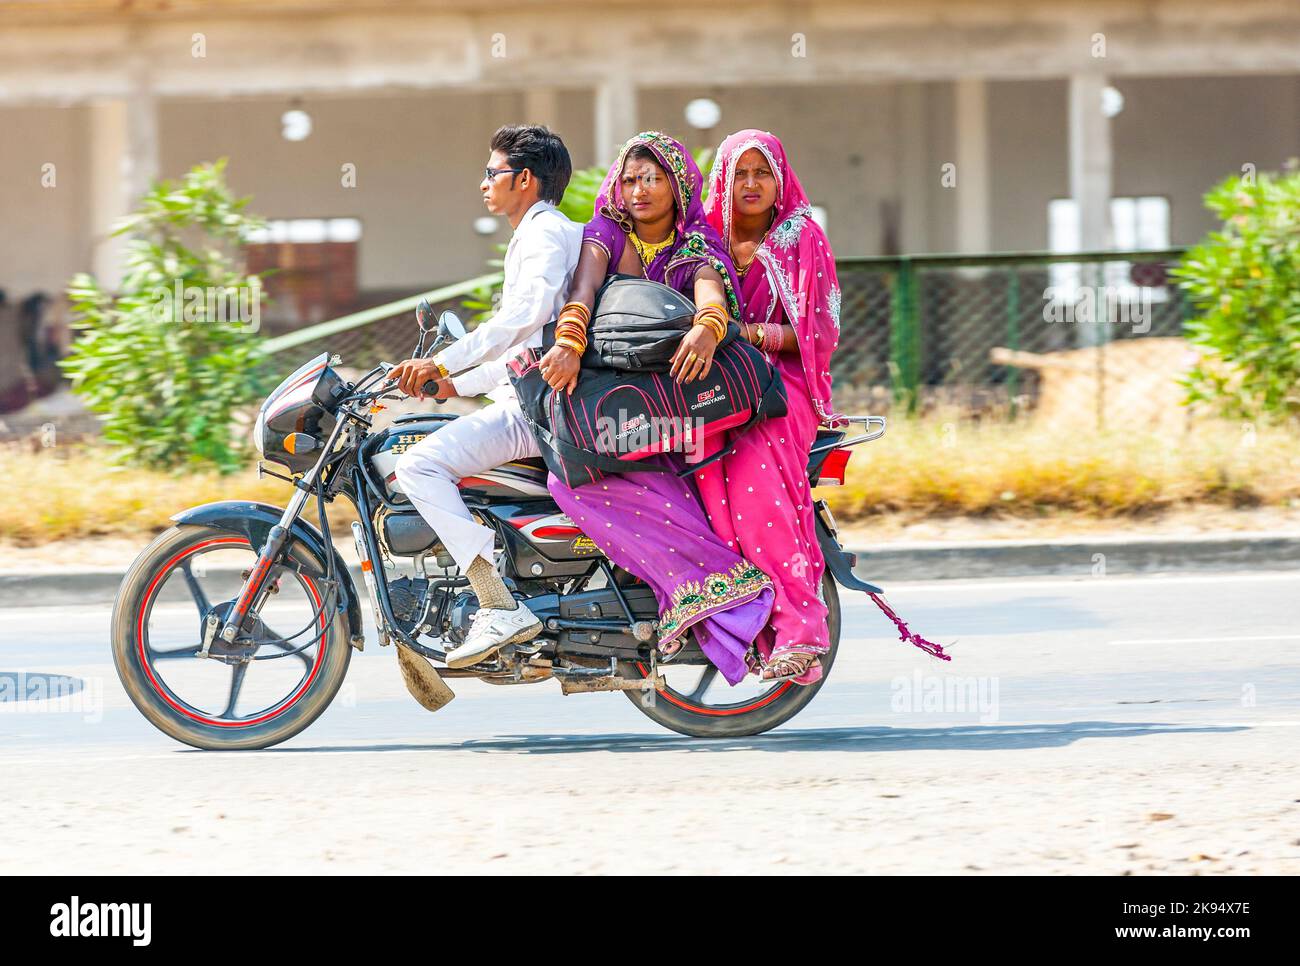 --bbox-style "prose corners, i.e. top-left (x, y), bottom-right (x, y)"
top-left (704, 130), bottom-right (846, 428)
